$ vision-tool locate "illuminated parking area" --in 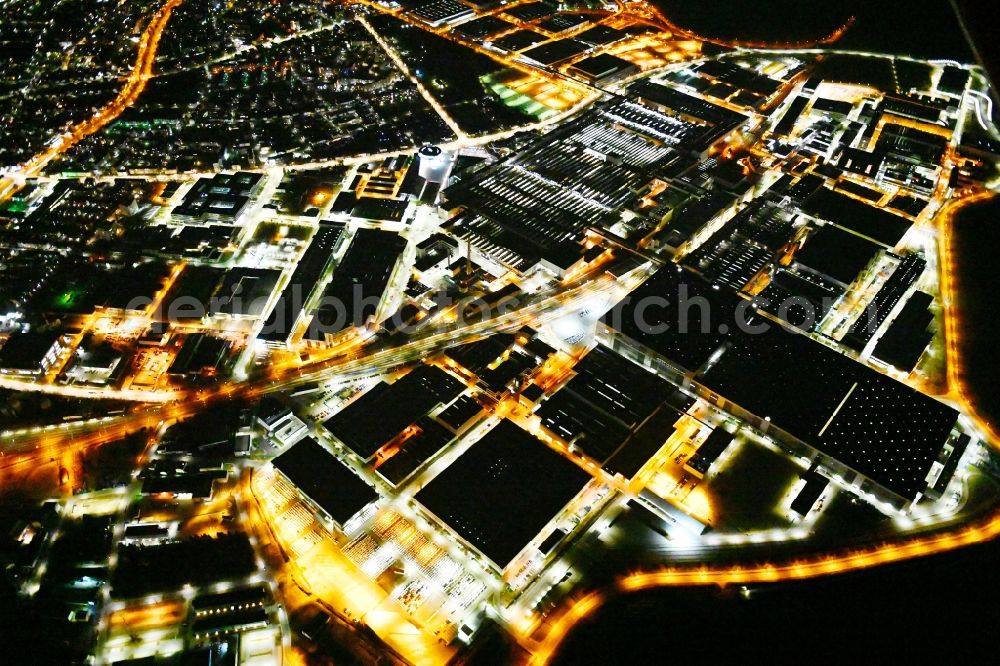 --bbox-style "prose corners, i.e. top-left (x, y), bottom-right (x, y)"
top-left (639, 415), bottom-right (719, 526)
top-left (98, 596), bottom-right (185, 663)
top-left (610, 36), bottom-right (702, 72)
top-left (240, 626), bottom-right (281, 665)
top-left (250, 465), bottom-right (456, 665)
top-left (1, 2), bottom-right (999, 665)
top-left (343, 508), bottom-right (492, 639)
top-left (483, 69), bottom-right (591, 116)
top-left (102, 625), bottom-right (186, 664)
